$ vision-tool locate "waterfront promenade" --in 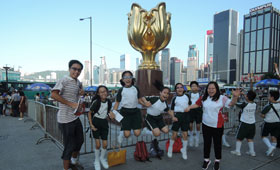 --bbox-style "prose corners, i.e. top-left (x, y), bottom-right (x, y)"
top-left (0, 115), bottom-right (279, 170)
